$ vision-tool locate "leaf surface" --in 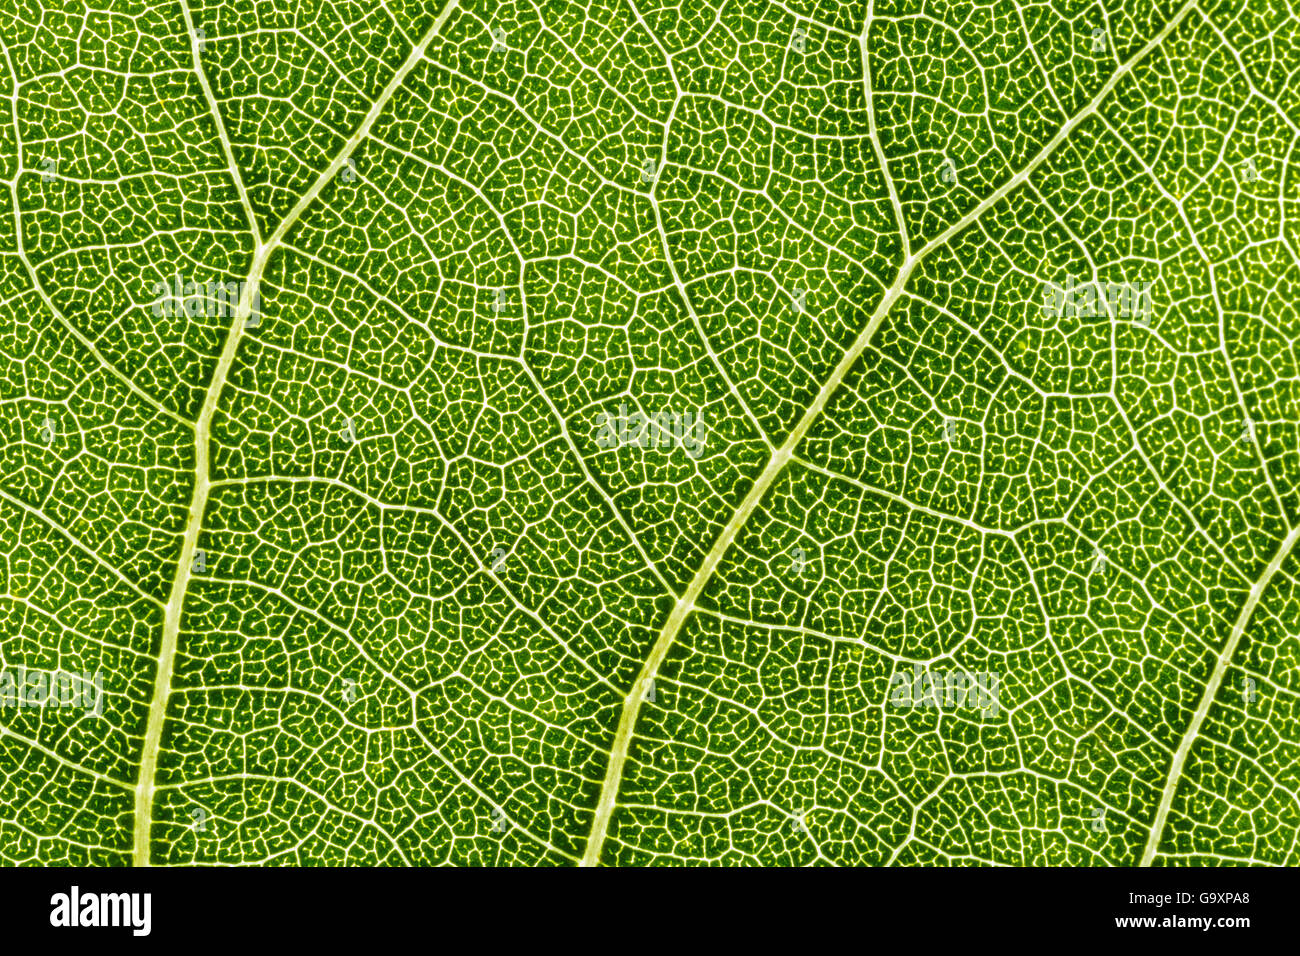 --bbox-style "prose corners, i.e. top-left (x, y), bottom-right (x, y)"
top-left (0, 0), bottom-right (1296, 866)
